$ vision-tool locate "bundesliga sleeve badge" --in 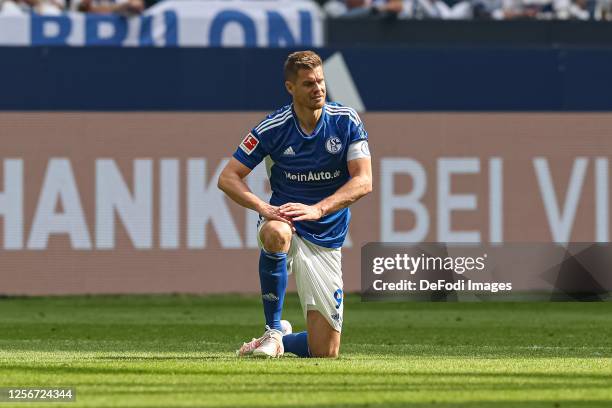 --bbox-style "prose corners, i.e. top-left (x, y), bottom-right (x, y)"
top-left (239, 133), bottom-right (260, 155)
